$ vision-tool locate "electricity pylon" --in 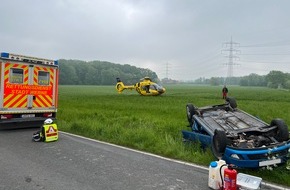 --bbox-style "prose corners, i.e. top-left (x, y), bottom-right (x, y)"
top-left (222, 37), bottom-right (240, 84)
